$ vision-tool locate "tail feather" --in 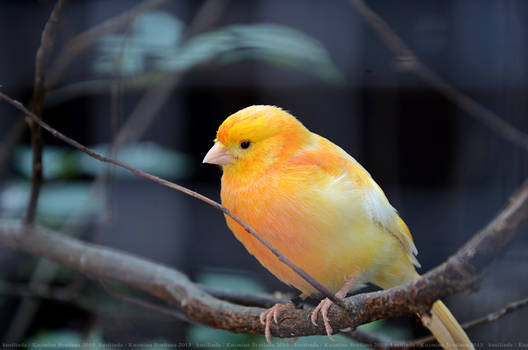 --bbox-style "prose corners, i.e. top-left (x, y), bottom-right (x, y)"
top-left (423, 300), bottom-right (474, 350)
